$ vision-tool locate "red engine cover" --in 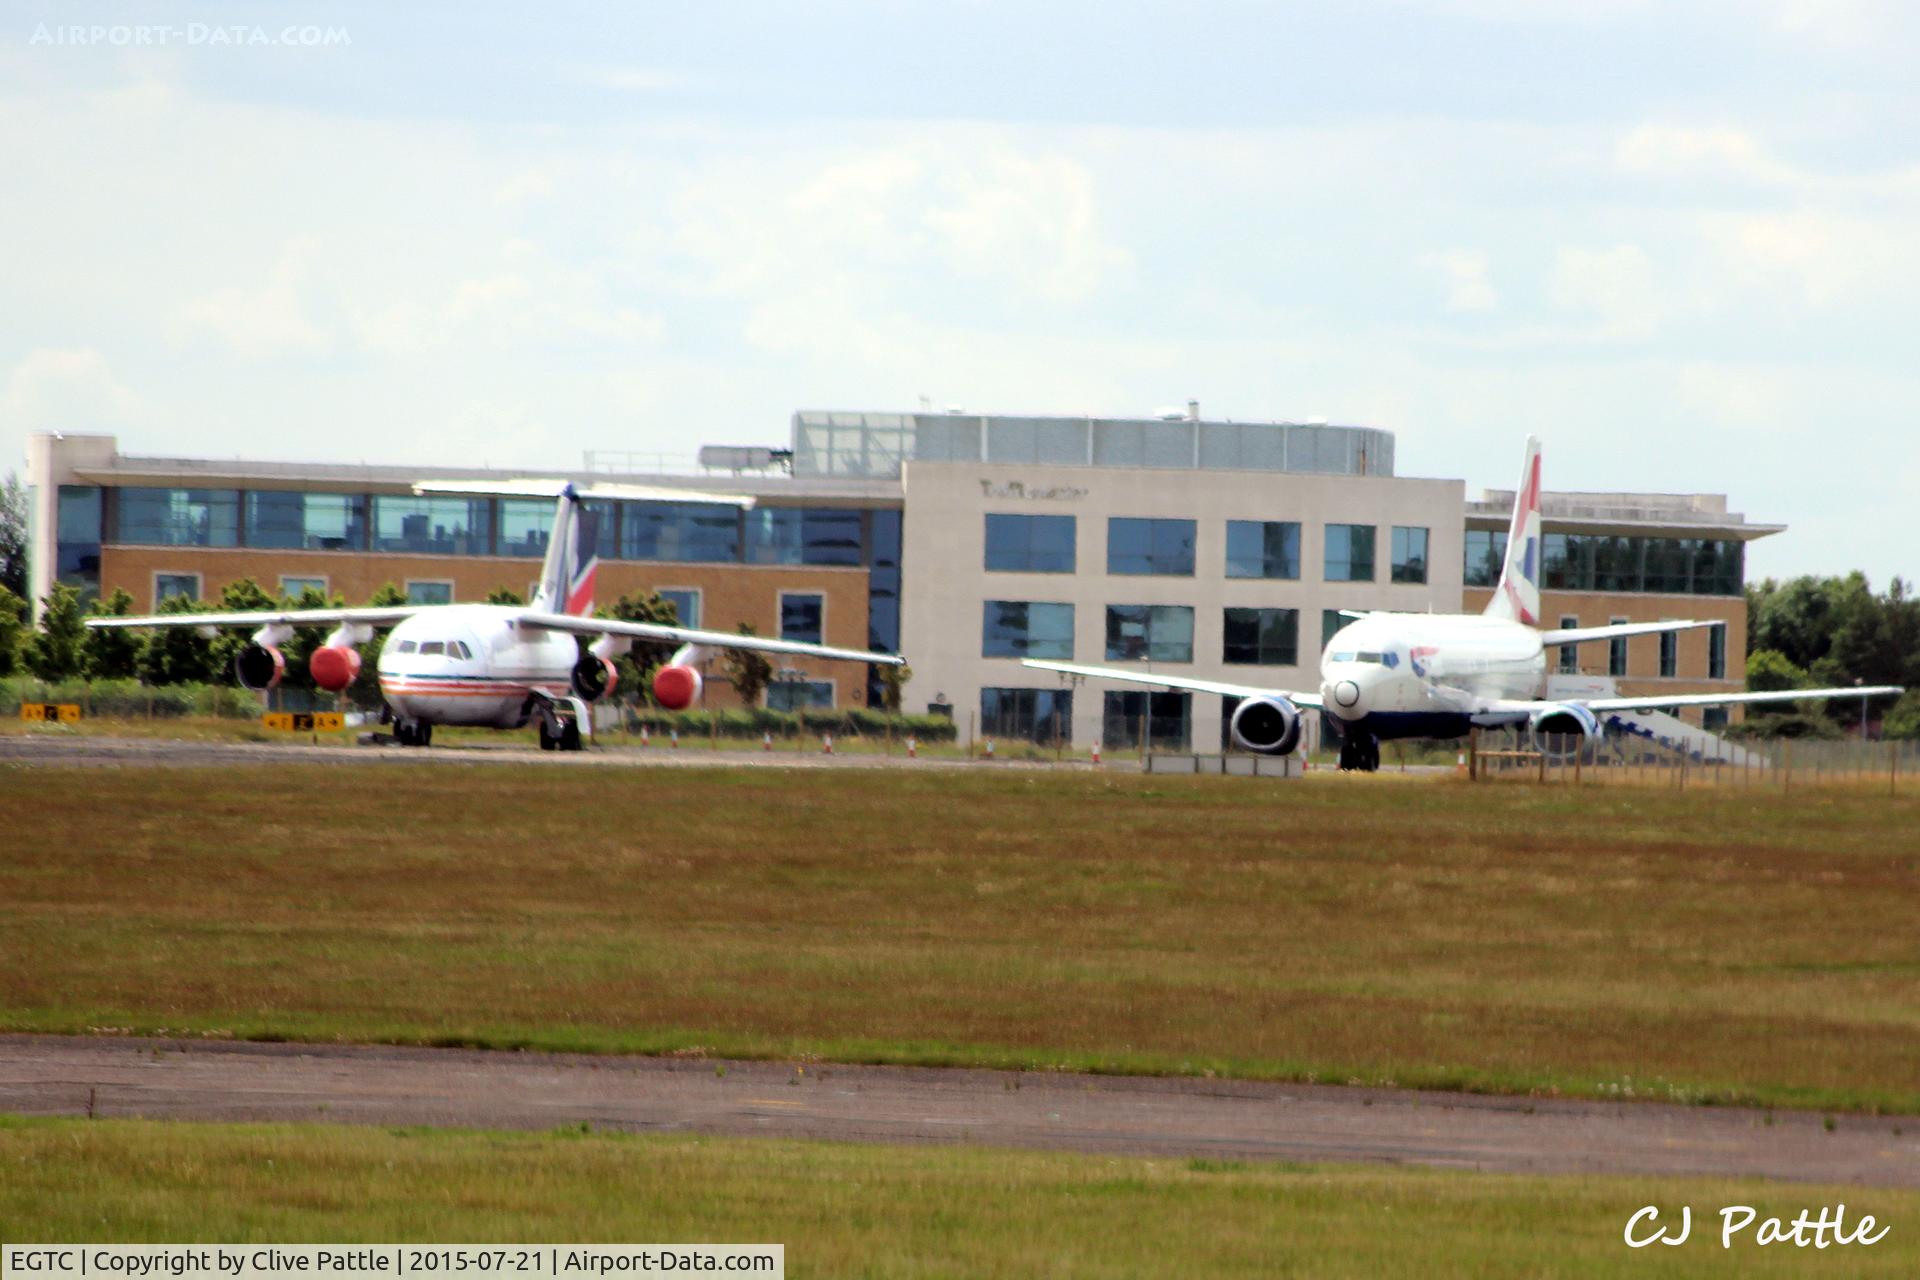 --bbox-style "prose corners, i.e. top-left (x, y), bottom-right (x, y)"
top-left (309, 645), bottom-right (362, 693)
top-left (653, 663), bottom-right (701, 710)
